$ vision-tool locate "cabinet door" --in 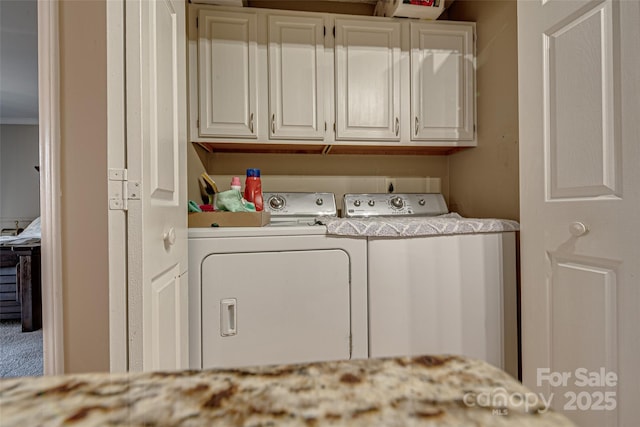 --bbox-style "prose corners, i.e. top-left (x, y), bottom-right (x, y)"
top-left (198, 10), bottom-right (257, 138)
top-left (268, 15), bottom-right (325, 140)
top-left (411, 23), bottom-right (474, 141)
top-left (335, 19), bottom-right (401, 141)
